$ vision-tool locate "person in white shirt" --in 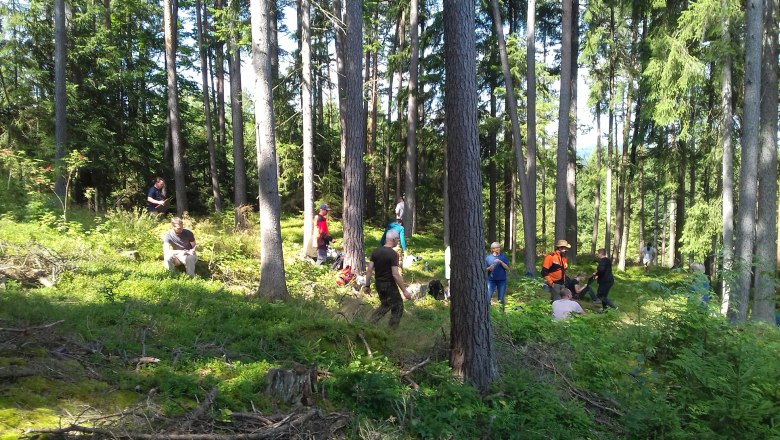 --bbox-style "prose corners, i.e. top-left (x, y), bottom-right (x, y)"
top-left (394, 196), bottom-right (405, 221)
top-left (552, 288), bottom-right (584, 320)
top-left (641, 243), bottom-right (656, 273)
